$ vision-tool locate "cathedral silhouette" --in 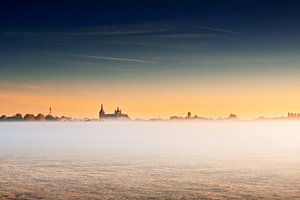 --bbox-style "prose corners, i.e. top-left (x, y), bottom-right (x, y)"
top-left (99, 104), bottom-right (129, 120)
